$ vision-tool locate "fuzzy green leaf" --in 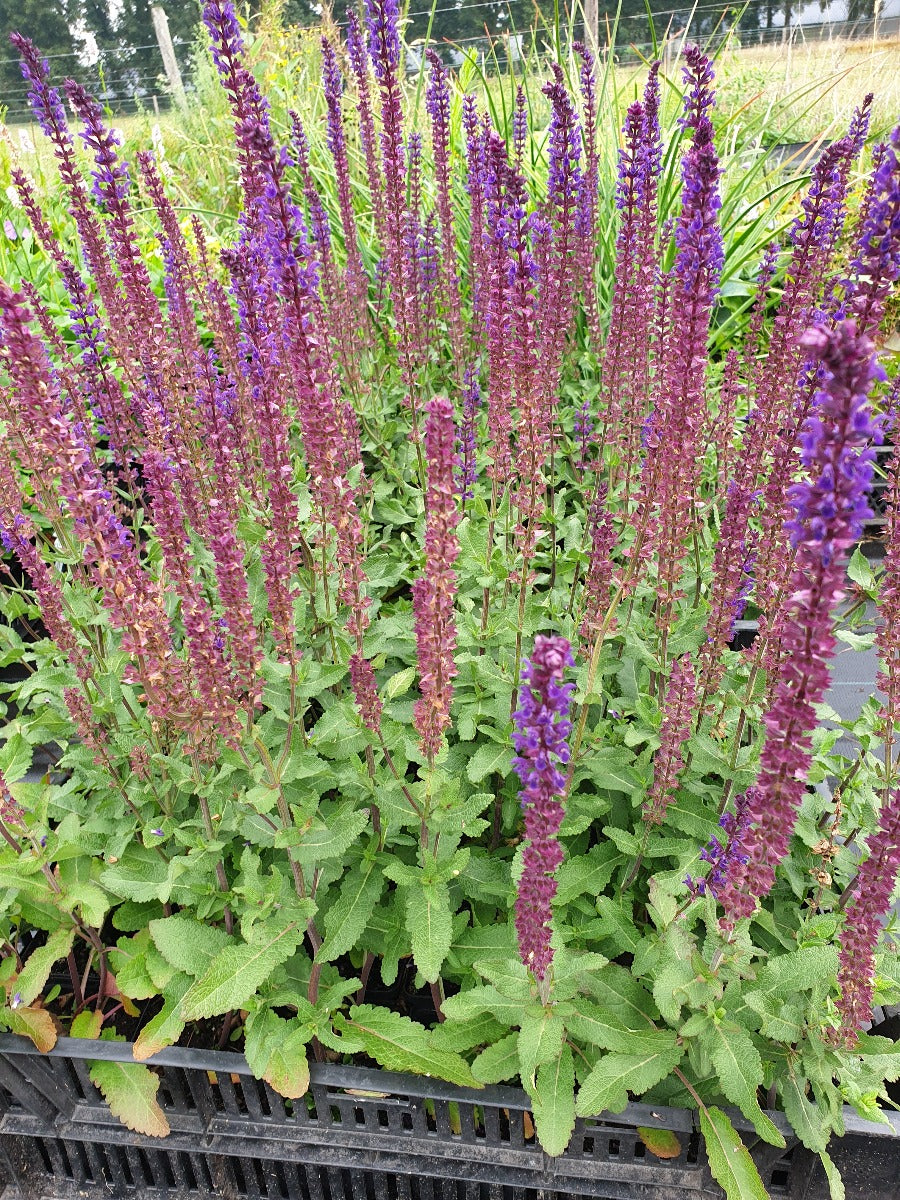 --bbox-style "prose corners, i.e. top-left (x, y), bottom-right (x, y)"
top-left (405, 881), bottom-right (452, 983)
top-left (244, 1010), bottom-right (311, 1099)
top-left (566, 999), bottom-right (667, 1054)
top-left (132, 974), bottom-right (192, 1061)
top-left (781, 1068), bottom-right (828, 1153)
top-left (466, 741), bottom-right (513, 784)
top-left (755, 947), bottom-right (838, 998)
top-left (148, 916), bottom-right (233, 977)
top-left (288, 806), bottom-right (370, 864)
top-left (575, 1042), bottom-right (683, 1116)
top-left (317, 860), bottom-right (383, 963)
top-left (440, 983), bottom-right (531, 1026)
top-left (518, 1010), bottom-right (565, 1084)
top-left (89, 1059), bottom-right (170, 1137)
top-left (341, 1005), bottom-right (481, 1088)
top-left (531, 1044), bottom-right (575, 1157)
top-left (181, 922), bottom-right (302, 1020)
top-left (705, 1022), bottom-right (785, 1147)
top-left (819, 1150), bottom-right (845, 1200)
top-left (699, 1106), bottom-right (769, 1200)
top-left (429, 1012), bottom-right (508, 1053)
top-left (471, 1032), bottom-right (520, 1083)
top-left (16, 928), bottom-right (75, 1006)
